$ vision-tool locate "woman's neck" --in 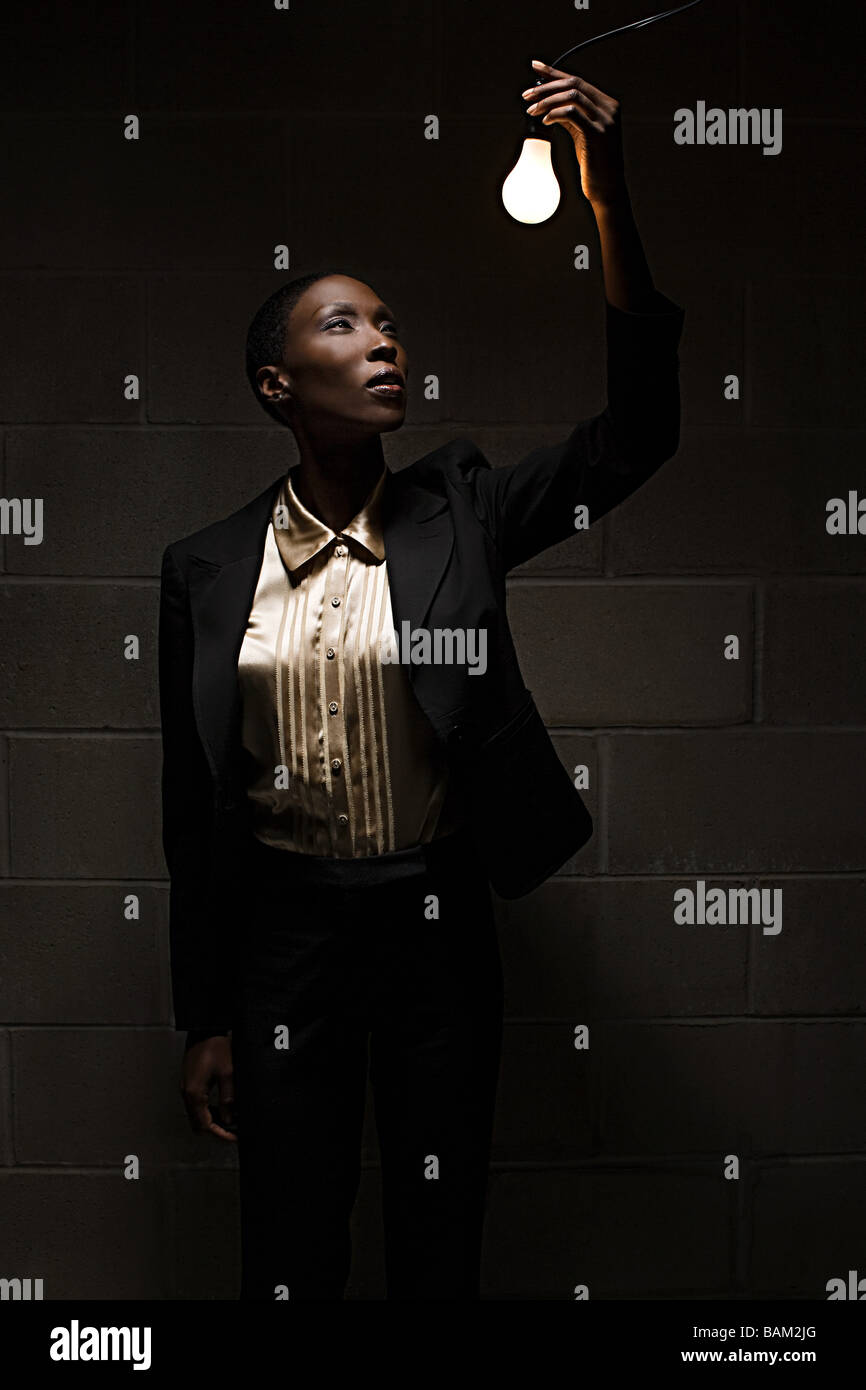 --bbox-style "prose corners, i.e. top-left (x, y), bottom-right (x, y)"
top-left (291, 436), bottom-right (386, 533)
